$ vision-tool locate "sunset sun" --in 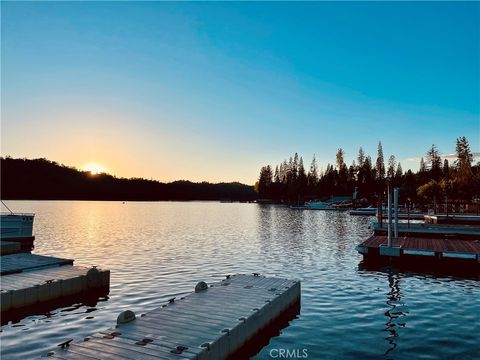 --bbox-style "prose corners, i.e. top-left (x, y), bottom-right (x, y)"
top-left (83, 163), bottom-right (106, 175)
